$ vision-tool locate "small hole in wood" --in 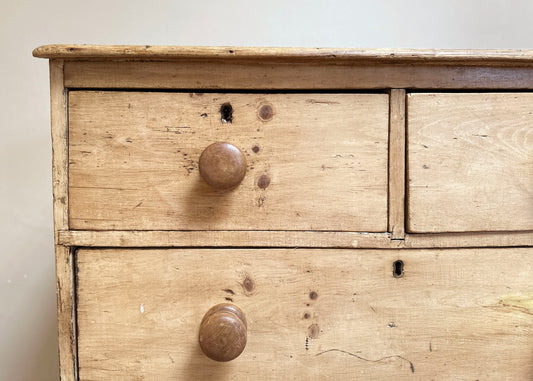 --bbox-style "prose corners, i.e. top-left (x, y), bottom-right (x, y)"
top-left (220, 103), bottom-right (233, 123)
top-left (393, 260), bottom-right (404, 278)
